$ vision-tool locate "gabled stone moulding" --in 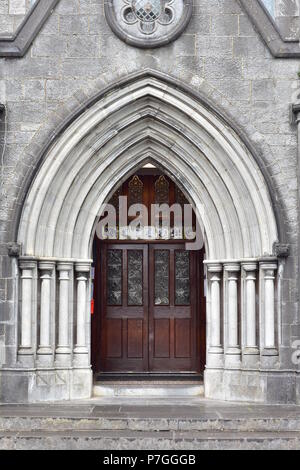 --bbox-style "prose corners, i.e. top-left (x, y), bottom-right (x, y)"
top-left (0, 1), bottom-right (299, 58)
top-left (0, 0), bottom-right (60, 57)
